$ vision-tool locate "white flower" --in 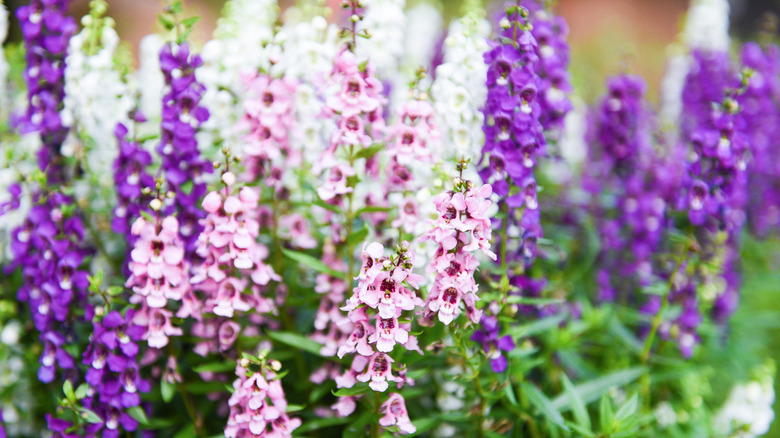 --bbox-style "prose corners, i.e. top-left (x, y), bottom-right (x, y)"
top-left (356, 0), bottom-right (406, 80)
top-left (660, 0), bottom-right (730, 130)
top-left (196, 0), bottom-right (279, 153)
top-left (62, 22), bottom-right (133, 189)
top-left (136, 34), bottom-right (165, 120)
top-left (714, 378), bottom-right (776, 437)
top-left (684, 0), bottom-right (730, 52)
top-left (430, 13), bottom-right (490, 166)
